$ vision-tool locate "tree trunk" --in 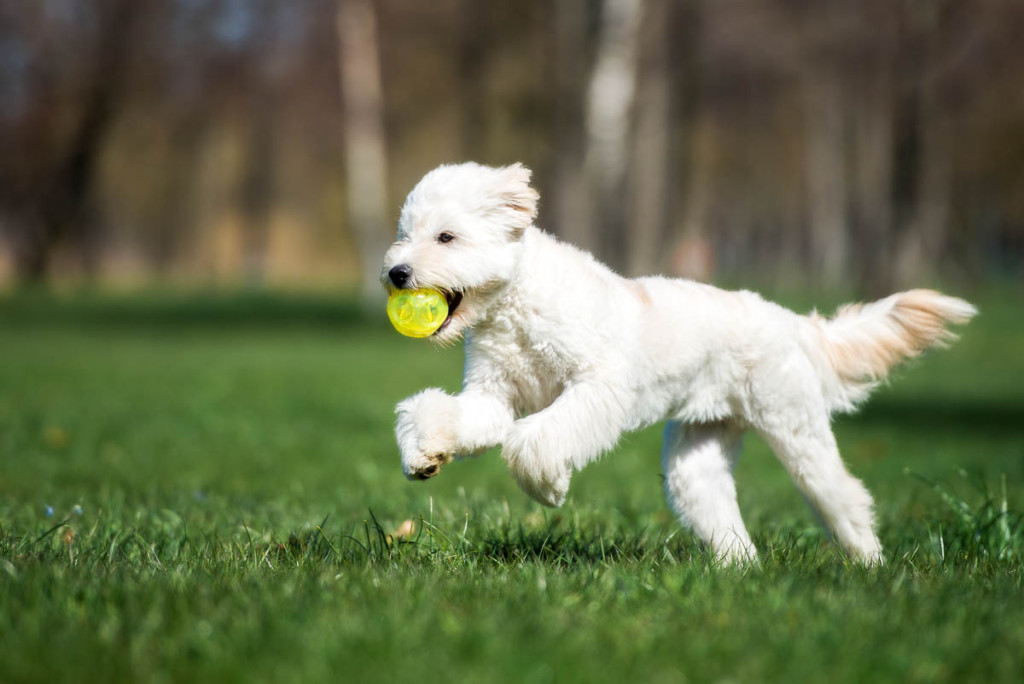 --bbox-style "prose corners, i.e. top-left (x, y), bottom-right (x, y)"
top-left (626, 0), bottom-right (672, 277)
top-left (853, 66), bottom-right (896, 295)
top-left (337, 0), bottom-right (389, 301)
top-left (801, 67), bottom-right (850, 289)
top-left (896, 79), bottom-right (952, 286)
top-left (457, 0), bottom-right (488, 159)
top-left (551, 0), bottom-right (590, 246)
top-left (851, 4), bottom-right (899, 296)
top-left (14, 0), bottom-right (136, 287)
top-left (582, 0), bottom-right (644, 271)
top-left (671, 101), bottom-right (717, 282)
top-left (149, 117), bottom-right (205, 277)
top-left (239, 105), bottom-right (275, 289)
